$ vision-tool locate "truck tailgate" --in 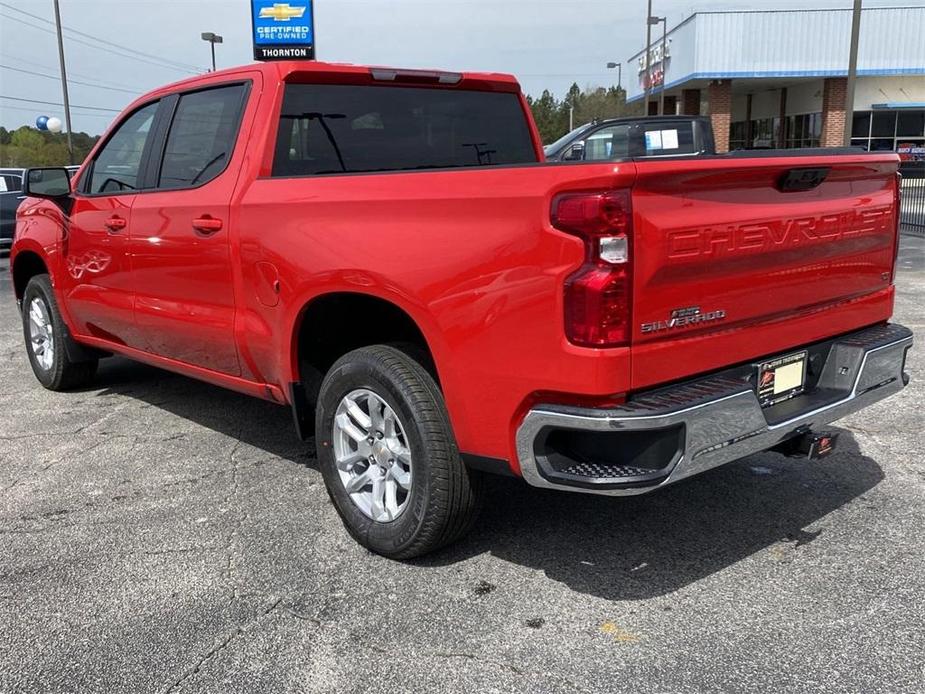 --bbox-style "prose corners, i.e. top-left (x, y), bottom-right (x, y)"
top-left (630, 153), bottom-right (900, 389)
